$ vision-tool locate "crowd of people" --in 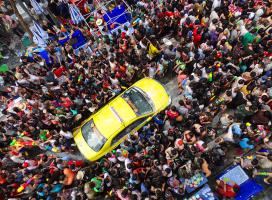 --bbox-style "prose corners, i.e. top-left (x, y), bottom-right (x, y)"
top-left (0, 0), bottom-right (272, 199)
